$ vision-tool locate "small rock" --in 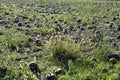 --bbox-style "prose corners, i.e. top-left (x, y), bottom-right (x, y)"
top-left (116, 13), bottom-right (119, 16)
top-left (77, 25), bottom-right (80, 28)
top-left (80, 27), bottom-right (85, 31)
top-left (117, 24), bottom-right (120, 31)
top-left (14, 18), bottom-right (19, 23)
top-left (18, 22), bottom-right (23, 26)
top-left (108, 23), bottom-right (113, 28)
top-left (92, 19), bottom-right (96, 24)
top-left (77, 19), bottom-right (81, 24)
top-left (54, 68), bottom-right (65, 75)
top-left (109, 58), bottom-right (117, 64)
top-left (54, 21), bottom-right (58, 24)
top-left (106, 21), bottom-right (109, 24)
top-left (29, 18), bottom-right (35, 22)
top-left (64, 21), bottom-right (67, 24)
top-left (107, 54), bottom-right (120, 61)
top-left (112, 16), bottom-right (117, 21)
top-left (5, 25), bottom-right (11, 28)
top-left (101, 68), bottom-right (108, 73)
top-left (68, 26), bottom-right (74, 31)
top-left (116, 35), bottom-right (120, 39)
top-left (26, 24), bottom-right (31, 28)
top-left (45, 73), bottom-right (56, 80)
top-left (22, 15), bottom-right (28, 20)
top-left (34, 39), bottom-right (42, 46)
top-left (29, 62), bottom-right (41, 74)
top-left (51, 16), bottom-right (54, 19)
